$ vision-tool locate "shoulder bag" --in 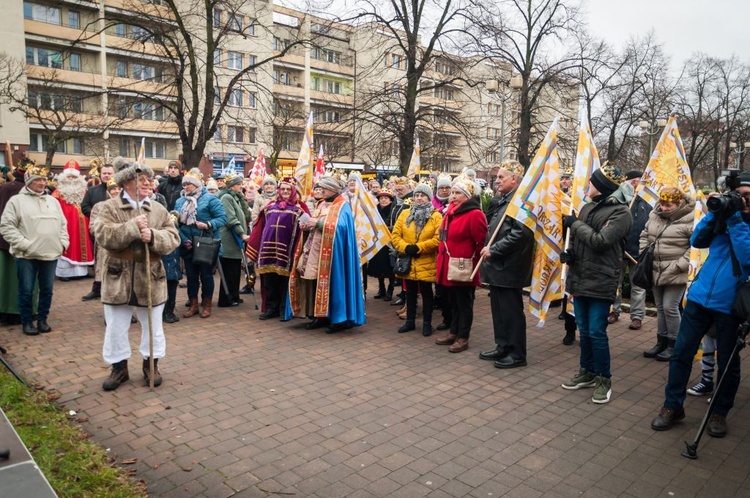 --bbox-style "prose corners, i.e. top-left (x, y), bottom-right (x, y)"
top-left (192, 229), bottom-right (220, 266)
top-left (444, 242), bottom-right (474, 283)
top-left (631, 225), bottom-right (668, 290)
top-left (394, 253), bottom-right (412, 275)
